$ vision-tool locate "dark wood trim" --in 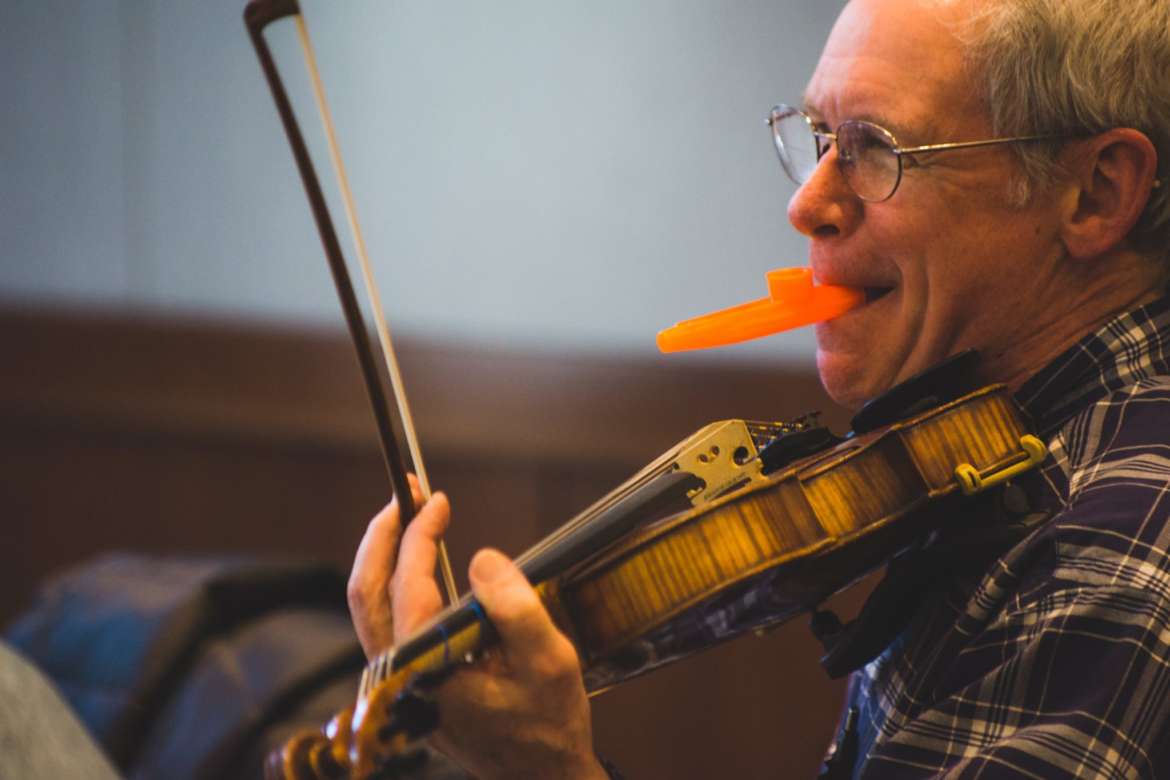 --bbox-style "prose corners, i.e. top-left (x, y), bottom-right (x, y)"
top-left (0, 304), bottom-right (845, 465)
